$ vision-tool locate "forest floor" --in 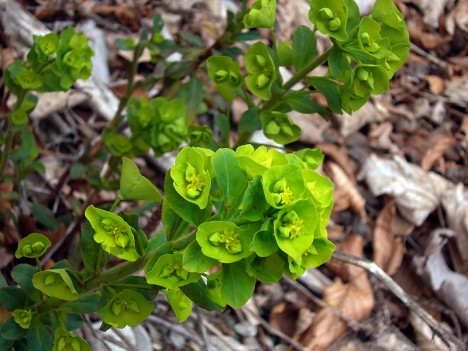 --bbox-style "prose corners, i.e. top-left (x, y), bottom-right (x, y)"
top-left (0, 0), bottom-right (467, 350)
